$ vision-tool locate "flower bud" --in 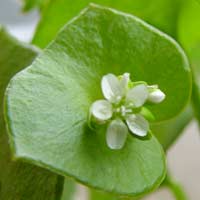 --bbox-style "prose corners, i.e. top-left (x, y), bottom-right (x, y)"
top-left (148, 89), bottom-right (165, 103)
